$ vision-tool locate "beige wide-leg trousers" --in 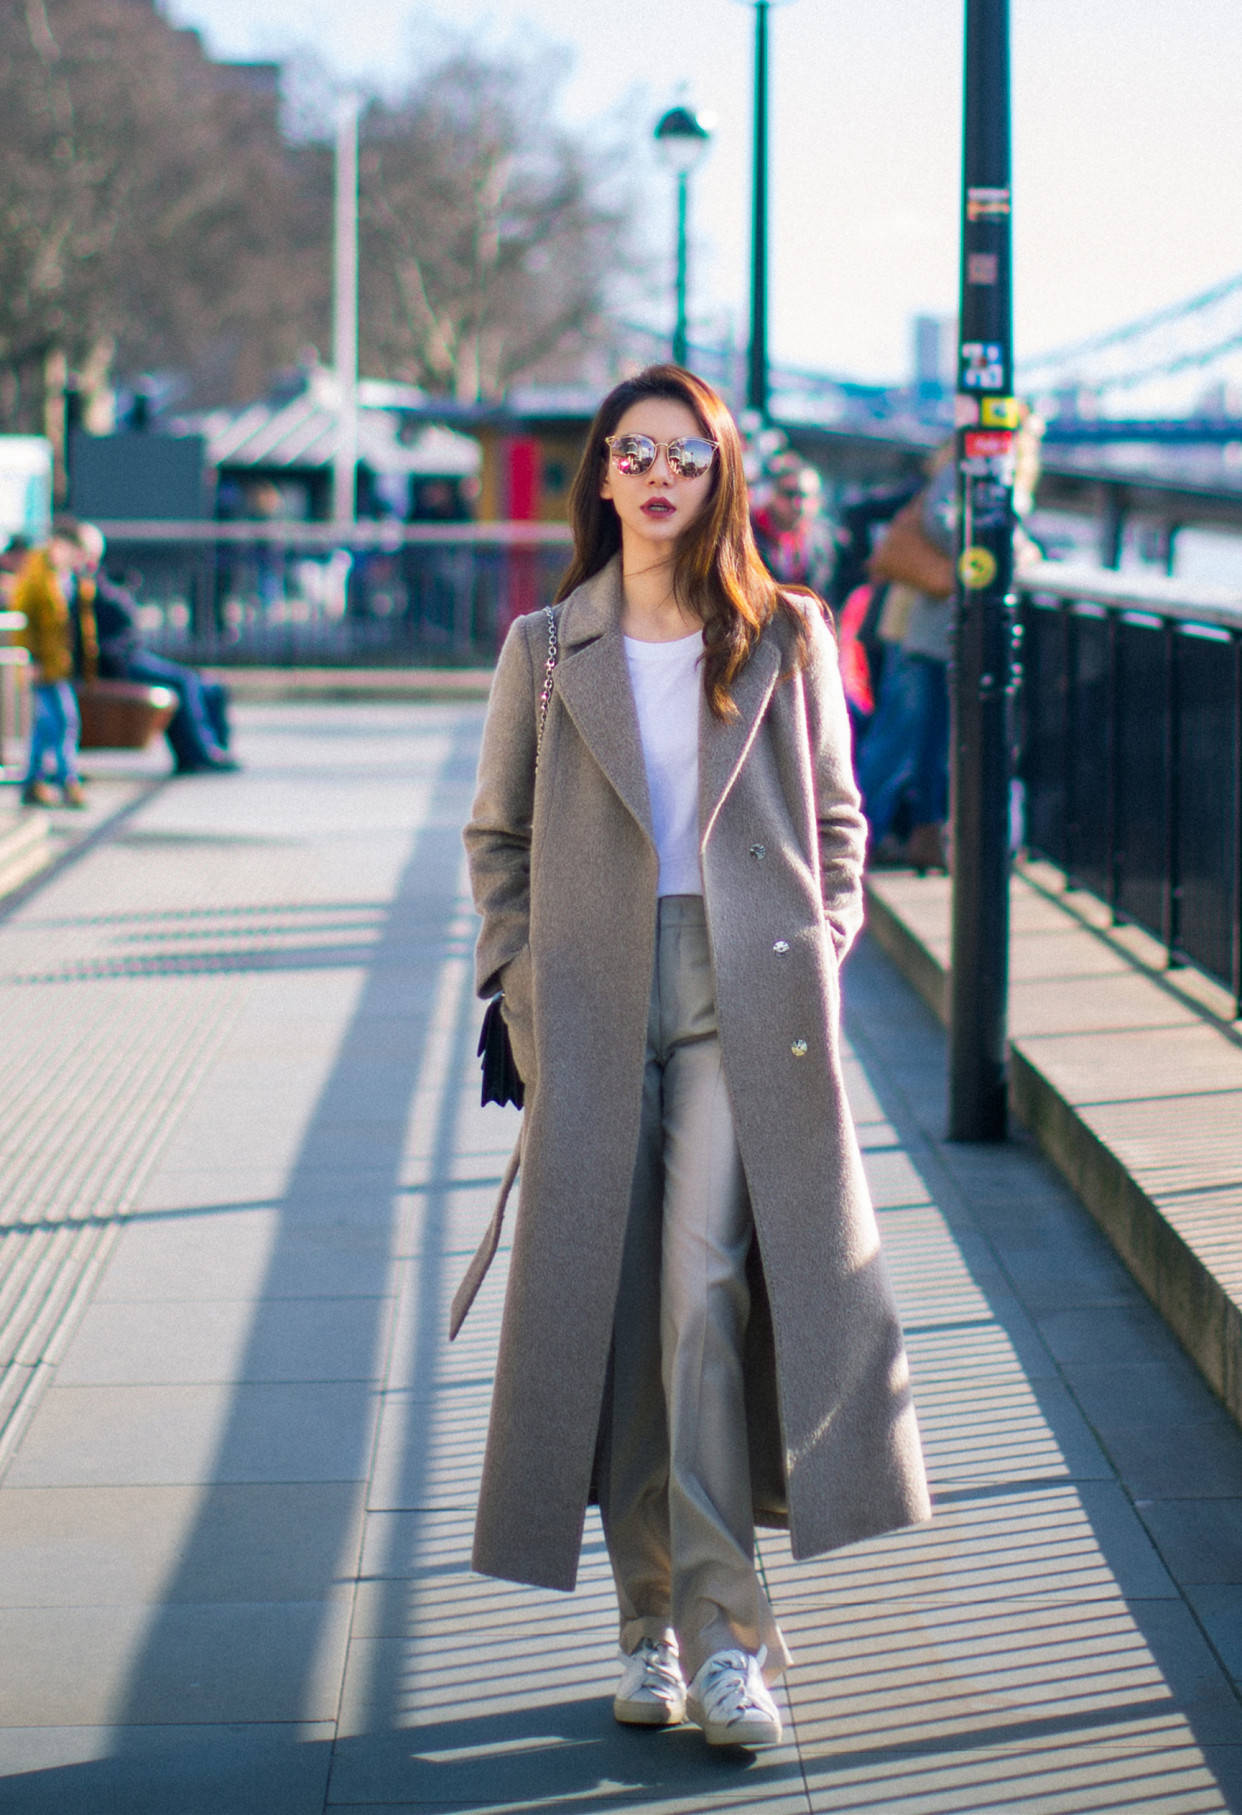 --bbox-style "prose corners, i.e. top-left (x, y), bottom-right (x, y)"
top-left (596, 894), bottom-right (791, 1684)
